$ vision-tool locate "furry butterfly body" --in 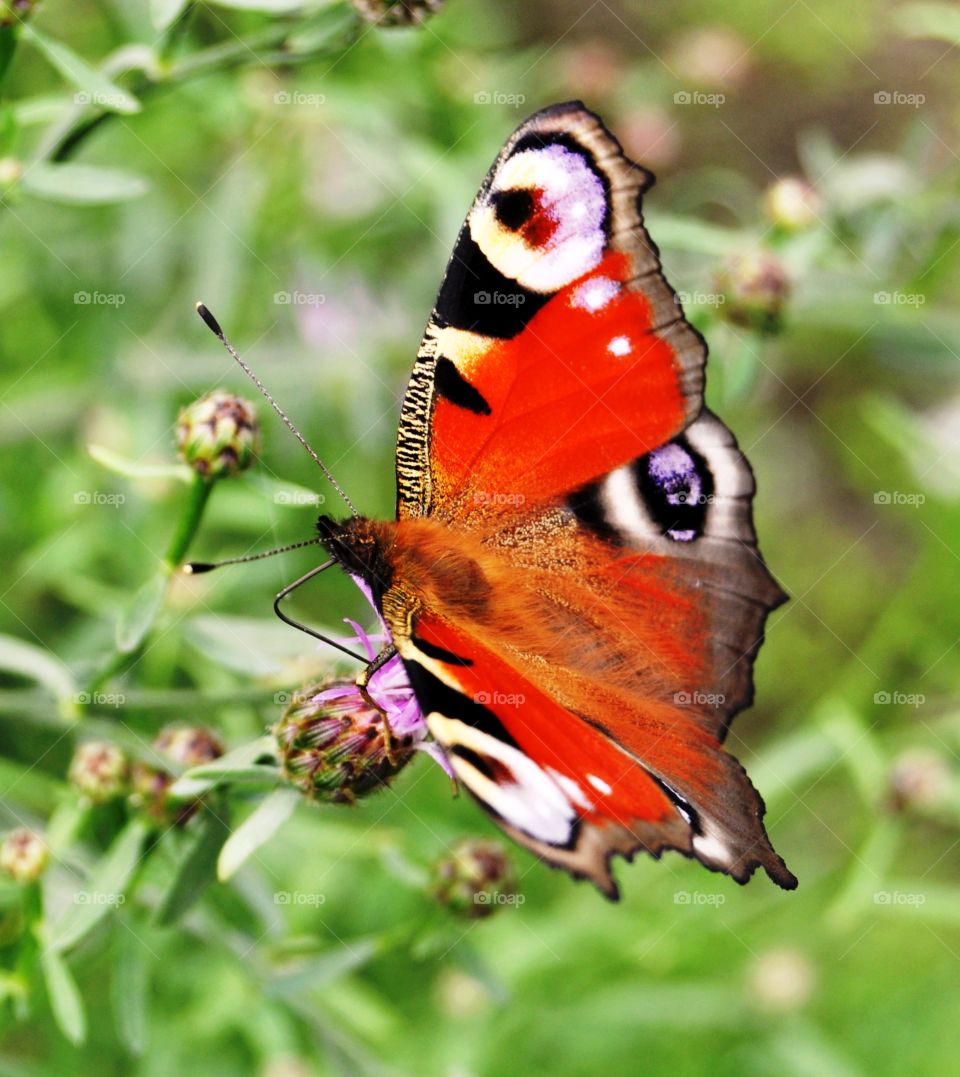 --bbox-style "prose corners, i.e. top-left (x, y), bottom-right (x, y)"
top-left (319, 102), bottom-right (796, 898)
